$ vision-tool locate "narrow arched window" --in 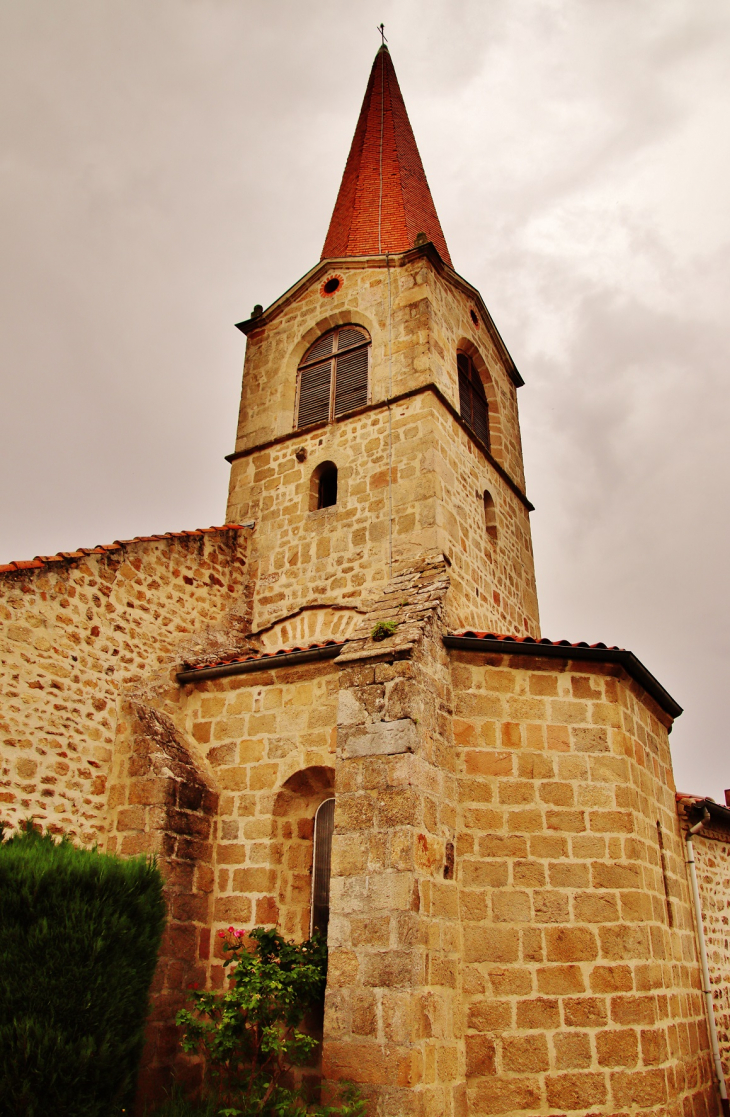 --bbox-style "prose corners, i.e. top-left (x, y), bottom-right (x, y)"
top-left (311, 797), bottom-right (335, 936)
top-left (310, 461), bottom-right (338, 510)
top-left (484, 490), bottom-right (497, 540)
top-left (297, 325), bottom-right (370, 429)
top-left (458, 352), bottom-right (489, 449)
